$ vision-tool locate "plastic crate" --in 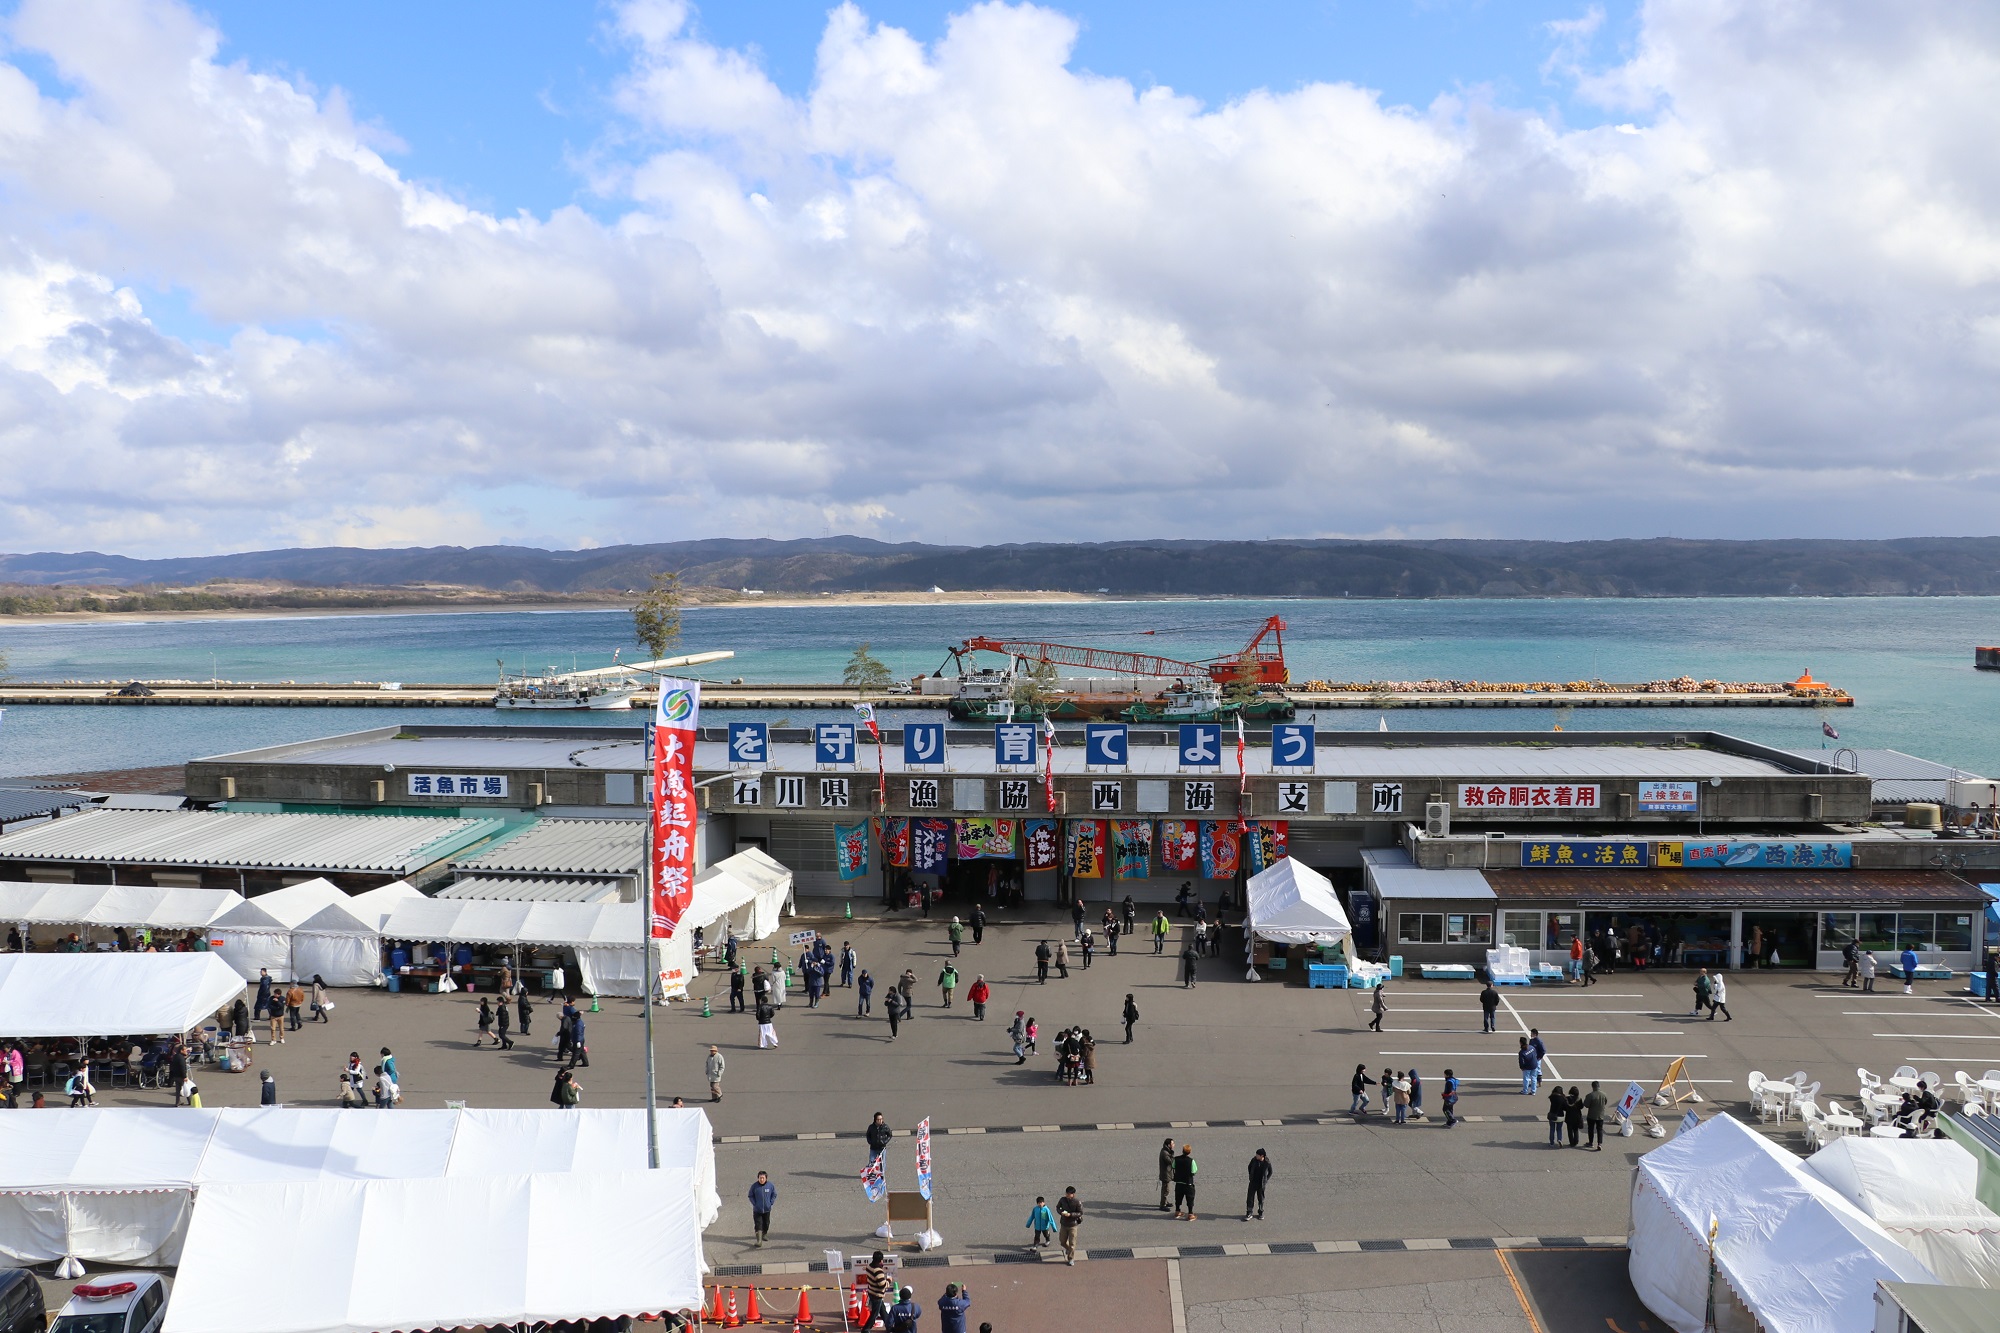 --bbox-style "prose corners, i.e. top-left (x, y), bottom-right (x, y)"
top-left (1307, 964), bottom-right (1347, 989)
